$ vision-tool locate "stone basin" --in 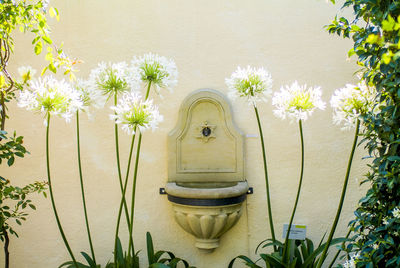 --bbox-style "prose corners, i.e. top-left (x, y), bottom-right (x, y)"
top-left (166, 181), bottom-right (248, 199)
top-left (165, 181), bottom-right (248, 252)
